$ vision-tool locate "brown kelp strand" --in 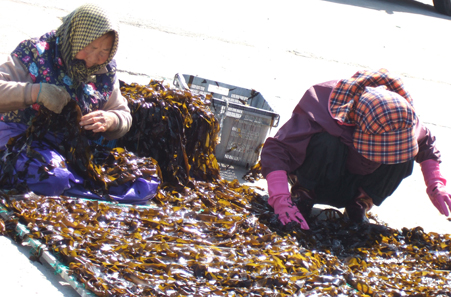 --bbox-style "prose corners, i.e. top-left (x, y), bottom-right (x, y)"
top-left (117, 80), bottom-right (221, 188)
top-left (0, 102), bottom-right (161, 198)
top-left (0, 218), bottom-right (5, 235)
top-left (242, 161), bottom-right (264, 183)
